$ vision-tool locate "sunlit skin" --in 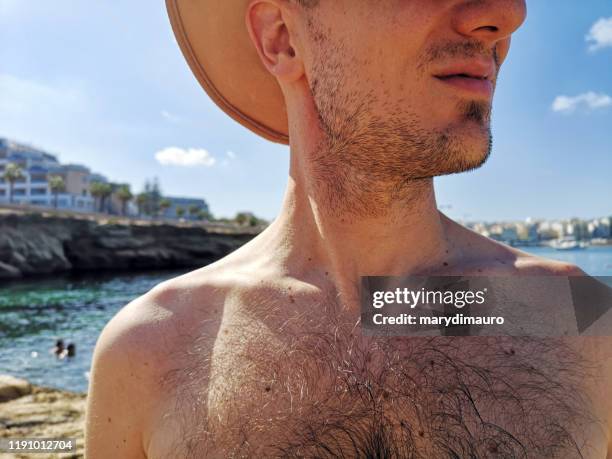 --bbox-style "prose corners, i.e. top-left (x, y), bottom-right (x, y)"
top-left (85, 1), bottom-right (612, 457)
top-left (245, 0), bottom-right (528, 302)
top-left (284, 0), bottom-right (512, 178)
